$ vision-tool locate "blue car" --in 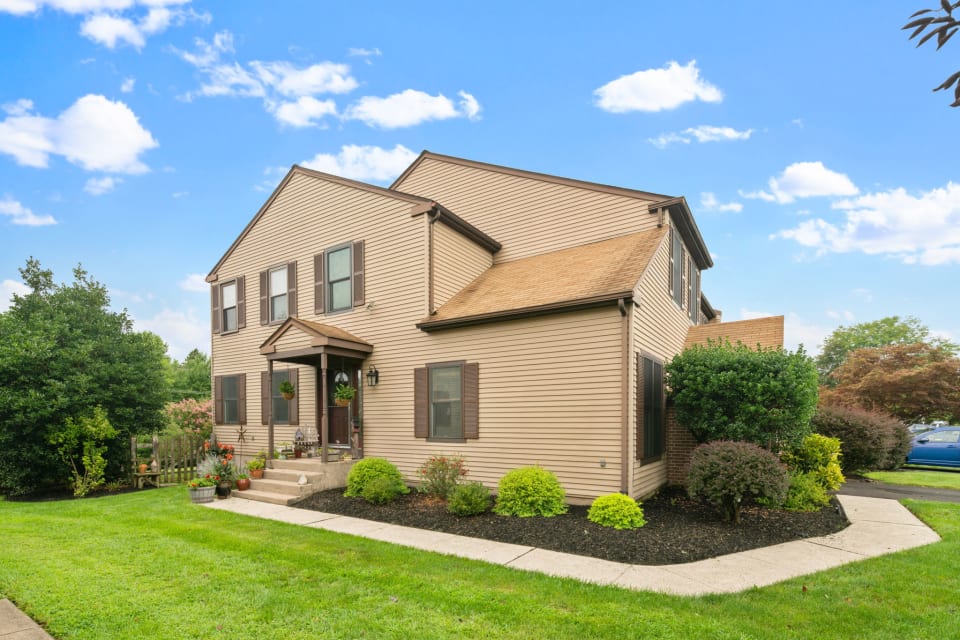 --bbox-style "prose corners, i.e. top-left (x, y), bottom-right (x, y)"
top-left (906, 426), bottom-right (960, 467)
